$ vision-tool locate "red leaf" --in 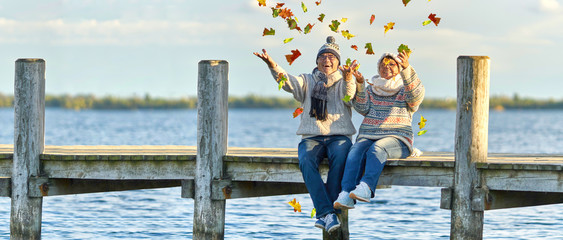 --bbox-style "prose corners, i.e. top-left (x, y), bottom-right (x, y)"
top-left (370, 14), bottom-right (375, 25)
top-left (279, 8), bottom-right (294, 19)
top-left (315, 0), bottom-right (322, 6)
top-left (275, 3), bottom-right (285, 8)
top-left (351, 45), bottom-right (358, 51)
top-left (285, 49), bottom-right (302, 65)
top-left (428, 13), bottom-right (441, 26)
top-left (293, 107), bottom-right (304, 118)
